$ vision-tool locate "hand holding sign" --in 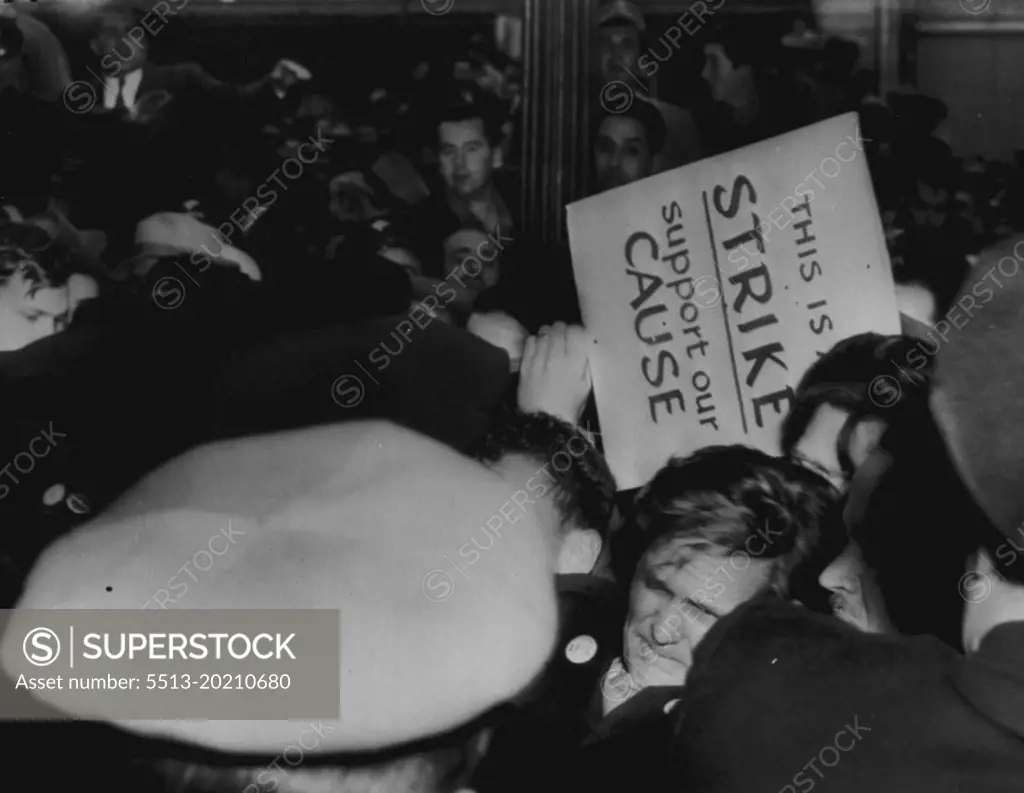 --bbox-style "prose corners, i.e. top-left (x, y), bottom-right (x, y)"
top-left (518, 323), bottom-right (594, 425)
